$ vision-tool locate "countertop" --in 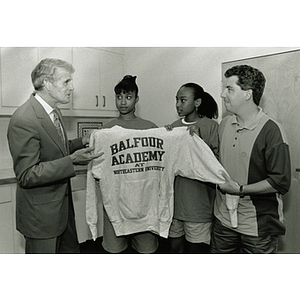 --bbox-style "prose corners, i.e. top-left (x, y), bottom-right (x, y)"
top-left (0, 165), bottom-right (87, 186)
